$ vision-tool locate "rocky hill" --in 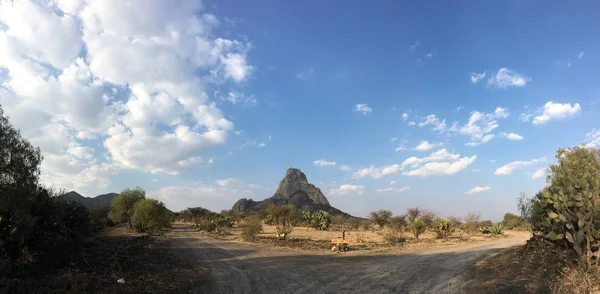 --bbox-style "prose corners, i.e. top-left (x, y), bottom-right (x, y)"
top-left (231, 168), bottom-right (352, 217)
top-left (58, 191), bottom-right (119, 208)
